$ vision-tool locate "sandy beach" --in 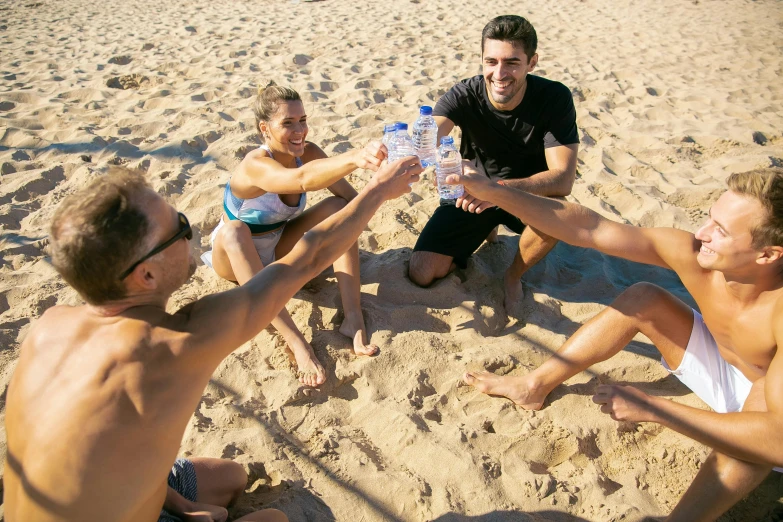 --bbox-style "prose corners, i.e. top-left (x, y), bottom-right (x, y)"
top-left (2, 0), bottom-right (783, 520)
